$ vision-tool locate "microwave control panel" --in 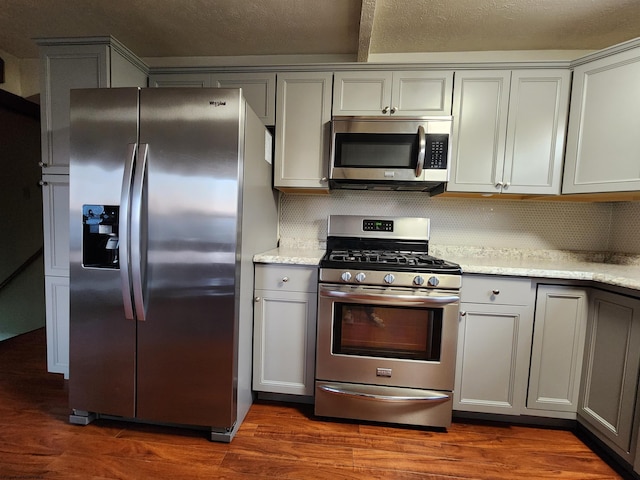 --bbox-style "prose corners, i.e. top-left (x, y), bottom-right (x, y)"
top-left (425, 134), bottom-right (449, 169)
